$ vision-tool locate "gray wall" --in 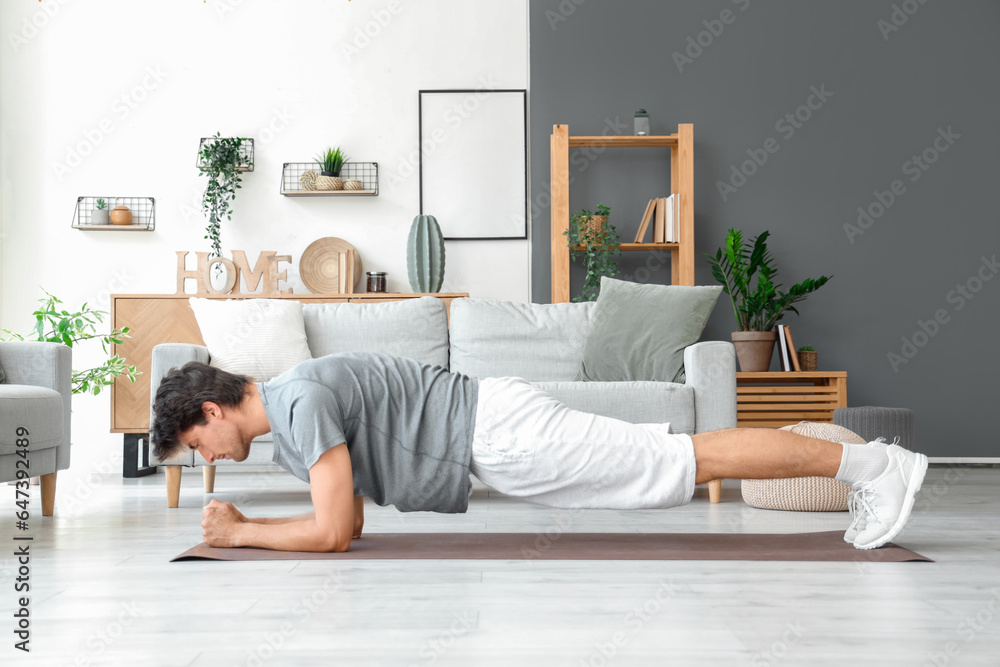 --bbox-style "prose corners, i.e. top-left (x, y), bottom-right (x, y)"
top-left (529, 0), bottom-right (1000, 457)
